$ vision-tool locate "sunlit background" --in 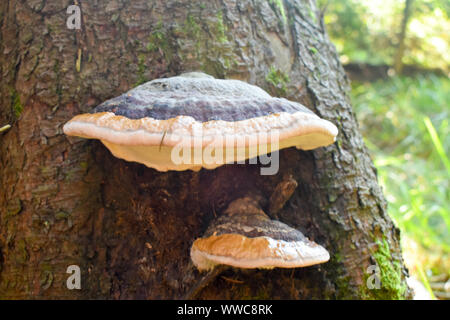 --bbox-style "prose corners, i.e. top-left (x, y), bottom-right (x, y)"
top-left (319, 0), bottom-right (449, 299)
